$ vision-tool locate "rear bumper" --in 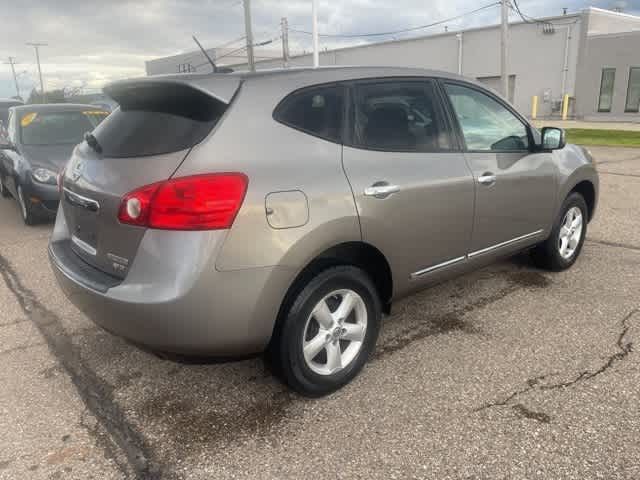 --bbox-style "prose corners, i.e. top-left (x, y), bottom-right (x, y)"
top-left (48, 211), bottom-right (295, 355)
